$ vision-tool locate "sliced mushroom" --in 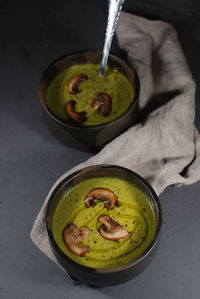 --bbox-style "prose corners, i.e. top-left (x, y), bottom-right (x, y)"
top-left (68, 74), bottom-right (88, 95)
top-left (65, 100), bottom-right (87, 123)
top-left (63, 224), bottom-right (90, 256)
top-left (84, 188), bottom-right (117, 210)
top-left (91, 92), bottom-right (112, 117)
top-left (98, 215), bottom-right (130, 240)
